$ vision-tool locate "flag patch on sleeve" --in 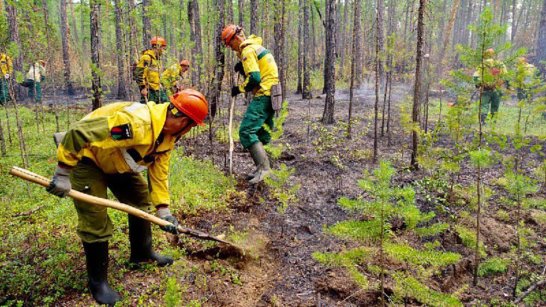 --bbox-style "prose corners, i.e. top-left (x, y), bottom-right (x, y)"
top-left (111, 124), bottom-right (133, 140)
